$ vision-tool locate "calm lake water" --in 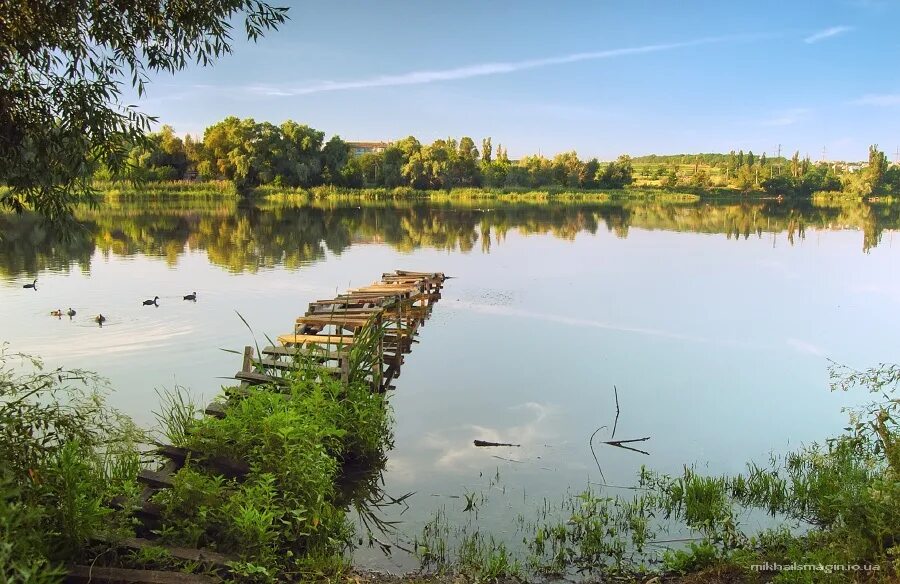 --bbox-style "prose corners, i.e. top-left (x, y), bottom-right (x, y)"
top-left (2, 196), bottom-right (899, 570)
